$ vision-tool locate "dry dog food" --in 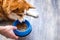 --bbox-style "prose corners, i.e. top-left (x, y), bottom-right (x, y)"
top-left (16, 22), bottom-right (27, 31)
